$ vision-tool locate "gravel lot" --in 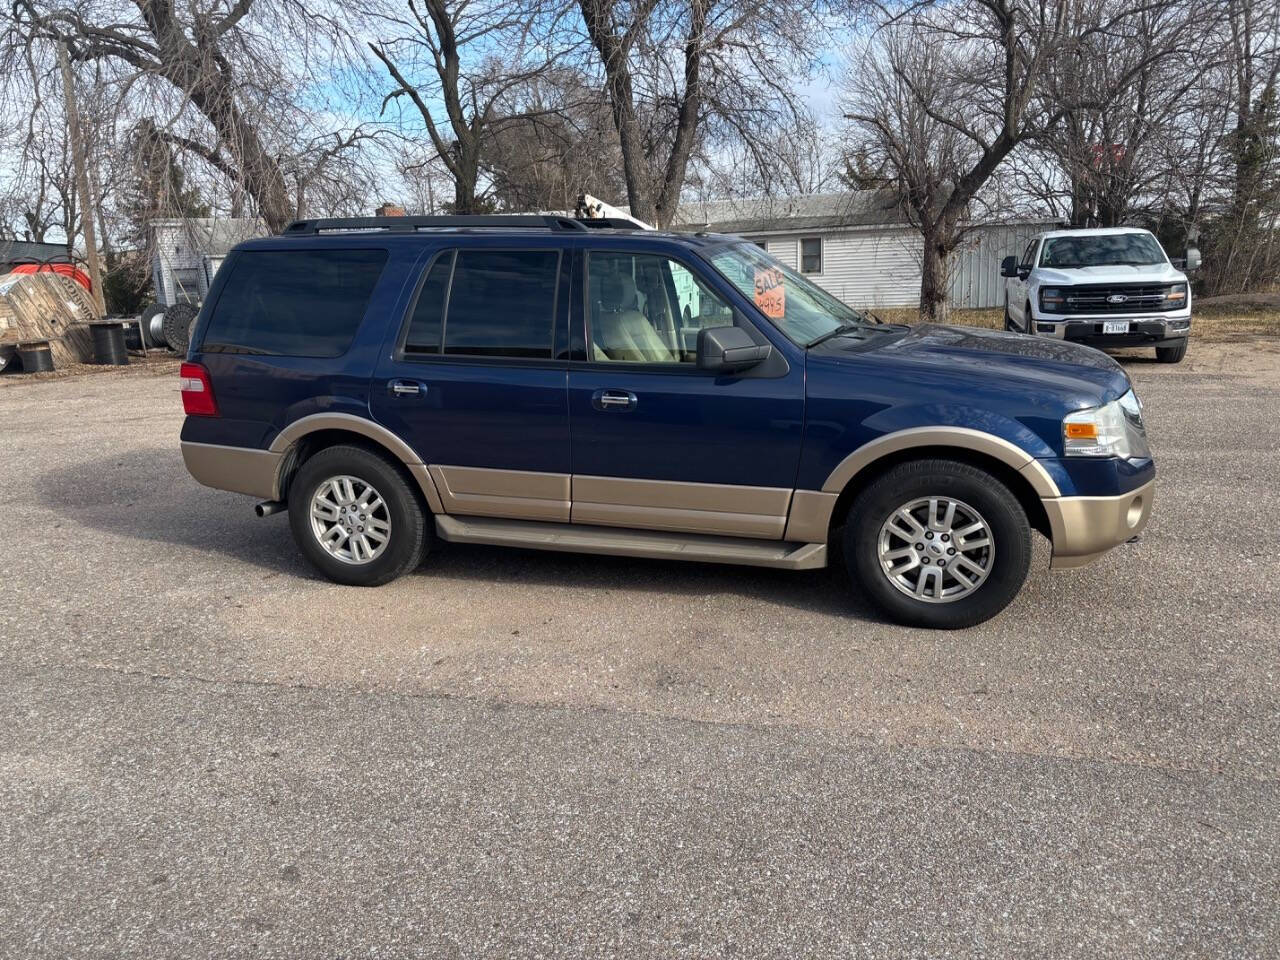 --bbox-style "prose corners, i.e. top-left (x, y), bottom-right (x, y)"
top-left (2, 340), bottom-right (1277, 957)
